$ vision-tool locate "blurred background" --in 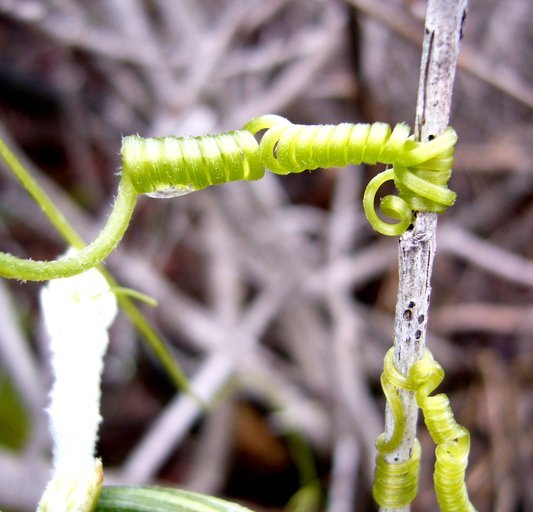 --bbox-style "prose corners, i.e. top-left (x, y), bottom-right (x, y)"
top-left (0, 0), bottom-right (531, 511)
